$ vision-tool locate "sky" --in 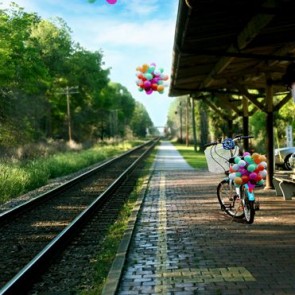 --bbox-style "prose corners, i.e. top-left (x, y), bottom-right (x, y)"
top-left (1, 0), bottom-right (179, 128)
